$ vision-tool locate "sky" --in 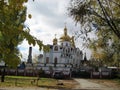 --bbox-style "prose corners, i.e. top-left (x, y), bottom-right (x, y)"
top-left (18, 0), bottom-right (91, 61)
